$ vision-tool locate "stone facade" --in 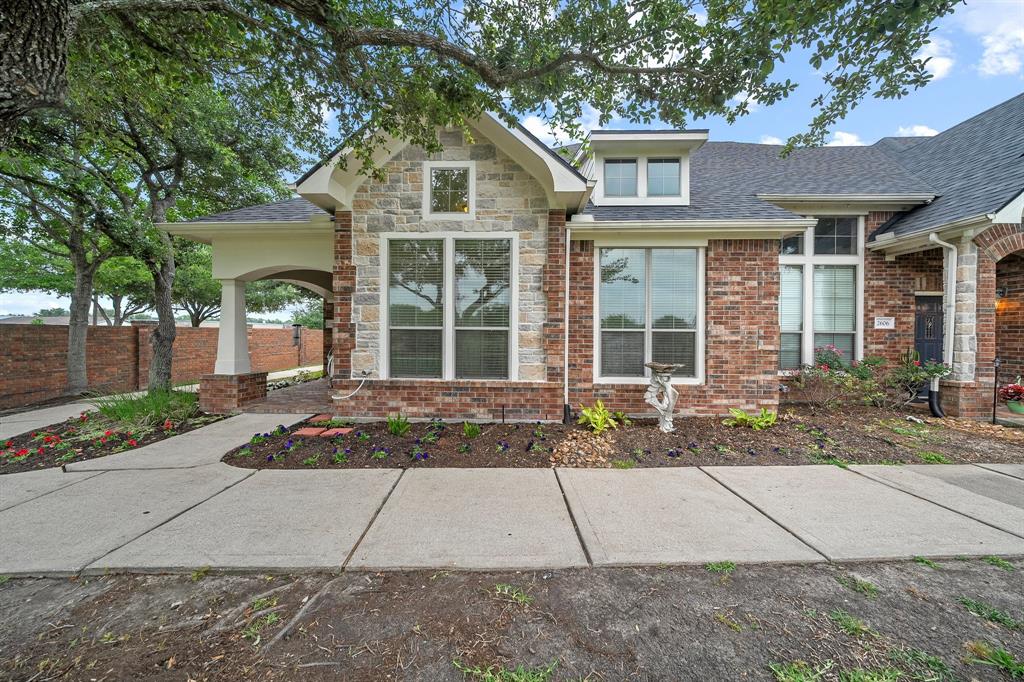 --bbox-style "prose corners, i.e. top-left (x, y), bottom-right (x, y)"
top-left (345, 128), bottom-right (551, 382)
